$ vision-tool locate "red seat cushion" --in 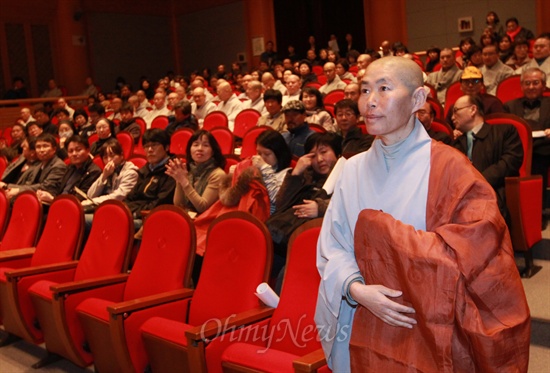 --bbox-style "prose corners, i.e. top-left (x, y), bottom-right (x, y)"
top-left (140, 317), bottom-right (194, 347)
top-left (76, 298), bottom-right (115, 322)
top-left (222, 342), bottom-right (299, 372)
top-left (27, 280), bottom-right (58, 300)
top-left (0, 266), bottom-right (14, 282)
